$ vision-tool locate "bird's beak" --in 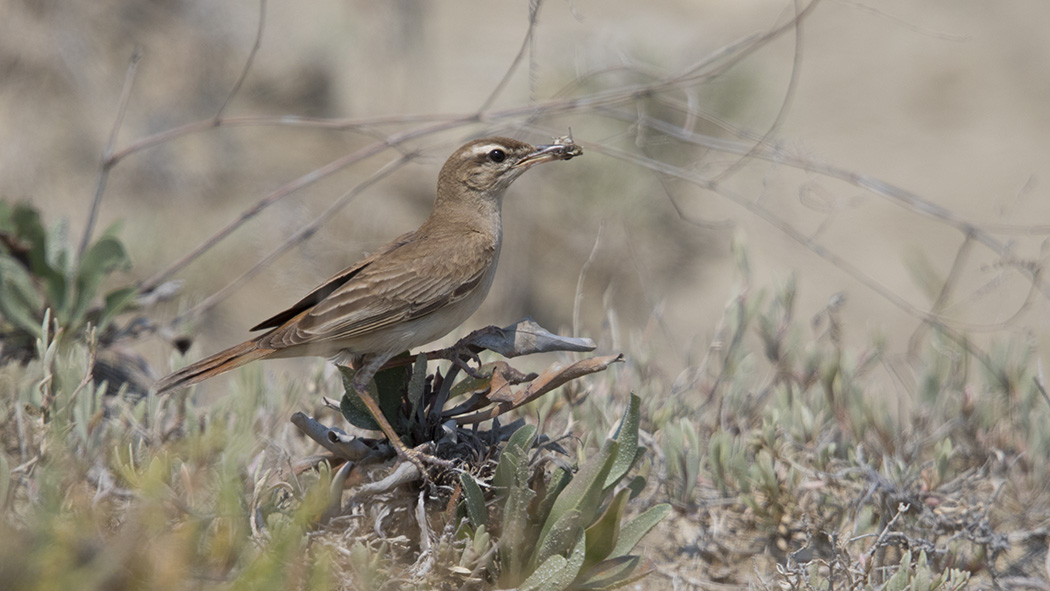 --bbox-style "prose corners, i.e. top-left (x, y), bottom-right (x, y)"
top-left (514, 141), bottom-right (583, 168)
